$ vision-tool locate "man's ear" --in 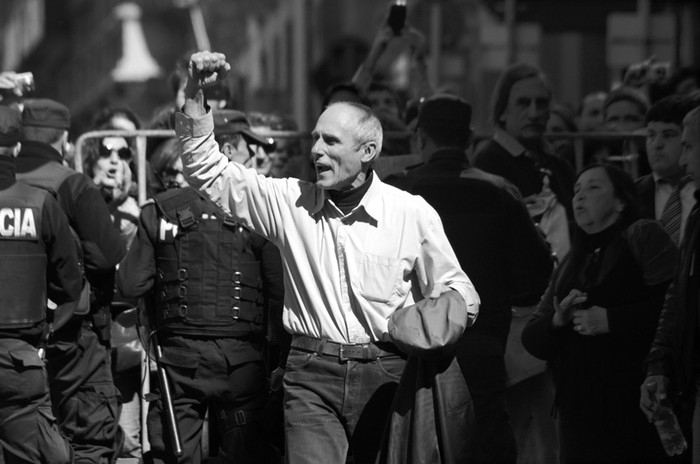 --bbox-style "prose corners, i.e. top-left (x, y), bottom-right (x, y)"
top-left (361, 142), bottom-right (379, 163)
top-left (221, 141), bottom-right (233, 158)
